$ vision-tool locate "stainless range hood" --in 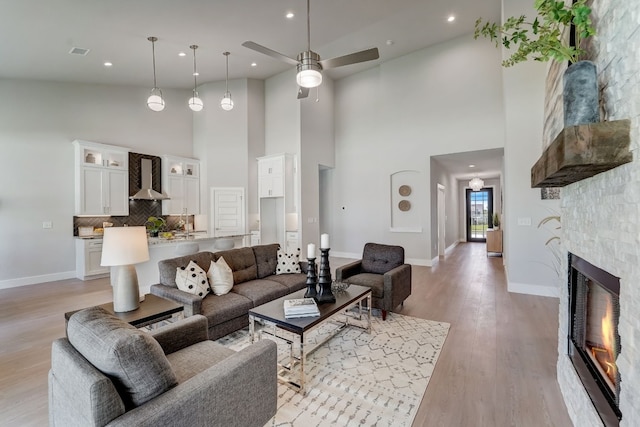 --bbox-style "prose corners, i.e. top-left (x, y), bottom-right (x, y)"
top-left (130, 158), bottom-right (169, 200)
